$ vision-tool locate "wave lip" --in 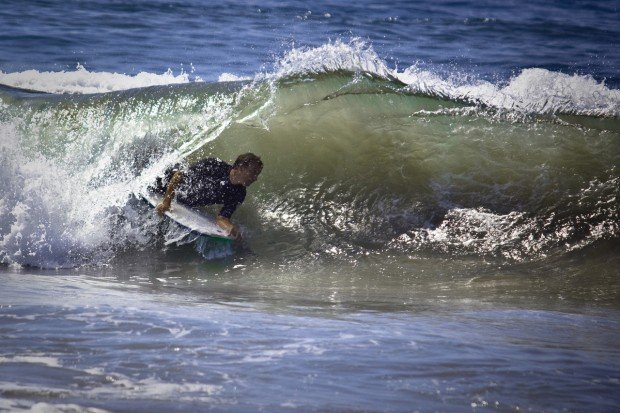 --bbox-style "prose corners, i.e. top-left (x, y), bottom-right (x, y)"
top-left (267, 39), bottom-right (620, 118)
top-left (272, 39), bottom-right (394, 80)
